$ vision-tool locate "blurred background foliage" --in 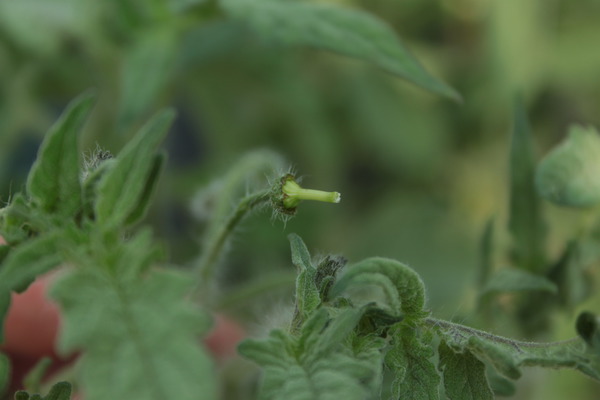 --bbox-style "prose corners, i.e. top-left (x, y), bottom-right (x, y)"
top-left (1, 0), bottom-right (600, 398)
